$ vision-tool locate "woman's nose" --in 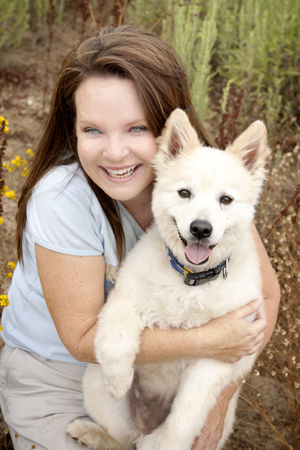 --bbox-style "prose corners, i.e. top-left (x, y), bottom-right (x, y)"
top-left (102, 135), bottom-right (130, 162)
